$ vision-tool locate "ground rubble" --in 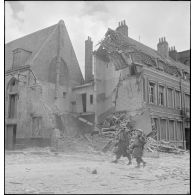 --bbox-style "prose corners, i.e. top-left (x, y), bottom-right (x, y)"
top-left (97, 111), bottom-right (186, 154)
